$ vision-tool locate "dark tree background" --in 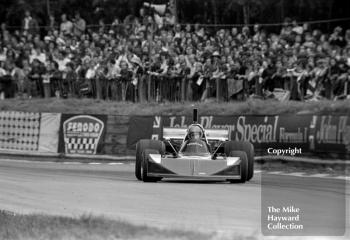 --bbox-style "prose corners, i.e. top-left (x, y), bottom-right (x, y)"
top-left (0, 0), bottom-right (349, 31)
